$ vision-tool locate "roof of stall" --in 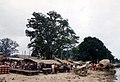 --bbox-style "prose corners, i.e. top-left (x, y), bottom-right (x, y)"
top-left (23, 58), bottom-right (61, 65)
top-left (54, 57), bottom-right (72, 64)
top-left (8, 57), bottom-right (24, 61)
top-left (40, 60), bottom-right (61, 65)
